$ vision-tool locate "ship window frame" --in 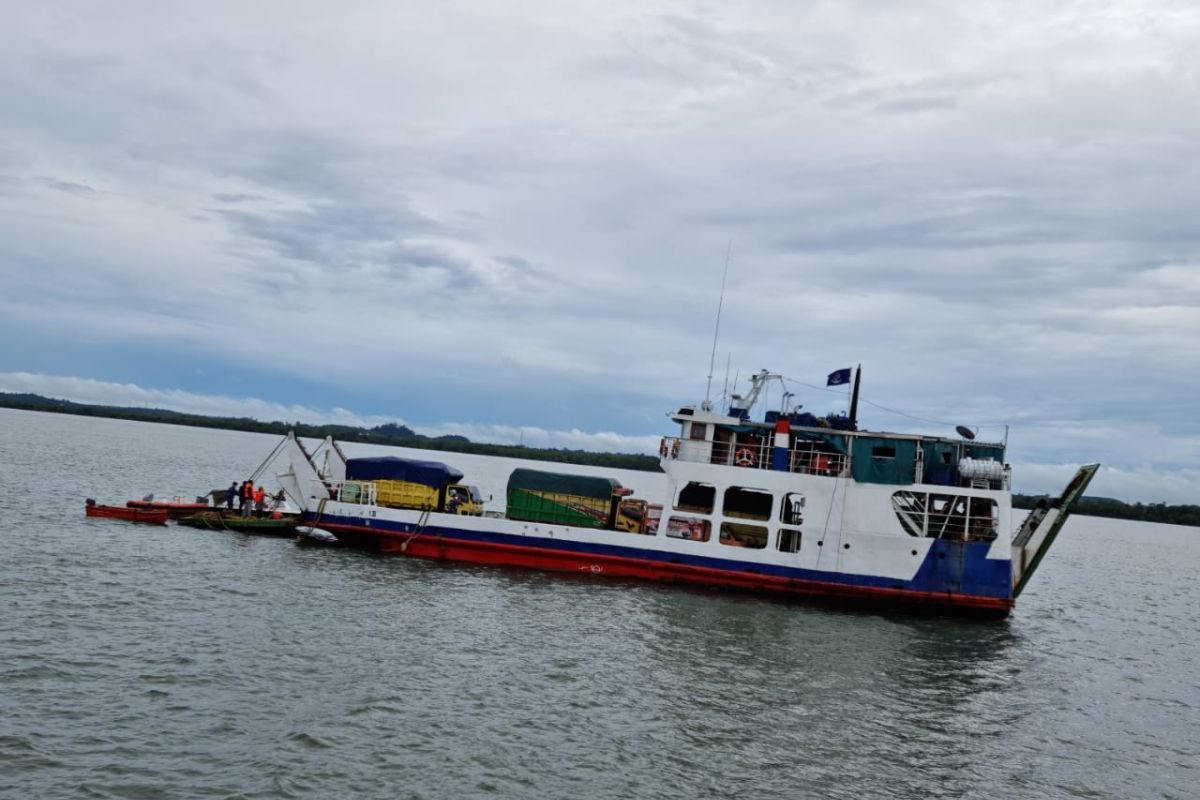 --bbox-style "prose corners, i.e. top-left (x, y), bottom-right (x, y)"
top-left (872, 445), bottom-right (897, 460)
top-left (665, 516), bottom-right (711, 543)
top-left (892, 491), bottom-right (1000, 541)
top-left (719, 522), bottom-right (768, 550)
top-left (675, 482), bottom-right (715, 514)
top-left (780, 492), bottom-right (805, 525)
top-left (722, 486), bottom-right (772, 521)
top-left (689, 422), bottom-right (708, 441)
top-left (777, 528), bottom-right (802, 553)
